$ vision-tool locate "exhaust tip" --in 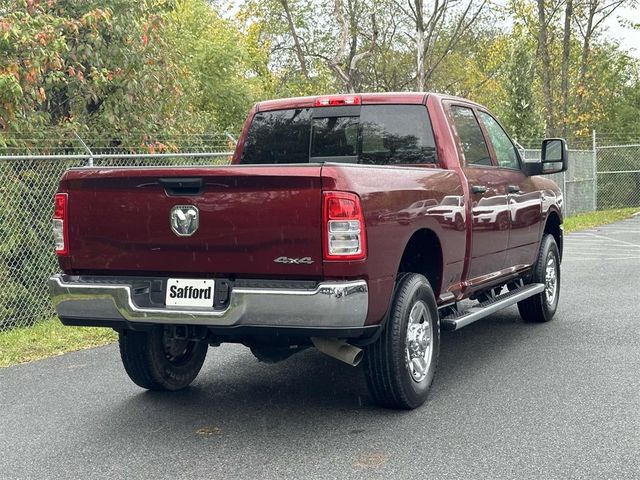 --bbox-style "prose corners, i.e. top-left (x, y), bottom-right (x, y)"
top-left (351, 349), bottom-right (364, 367)
top-left (311, 337), bottom-right (363, 367)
